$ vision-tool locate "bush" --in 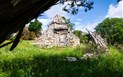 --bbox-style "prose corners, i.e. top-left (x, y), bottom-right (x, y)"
top-left (29, 31), bottom-right (36, 40)
top-left (73, 30), bottom-right (88, 43)
top-left (117, 44), bottom-right (123, 51)
top-left (95, 18), bottom-right (123, 45)
top-left (83, 42), bottom-right (105, 55)
top-left (29, 19), bottom-right (42, 37)
top-left (21, 27), bottom-right (36, 40)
